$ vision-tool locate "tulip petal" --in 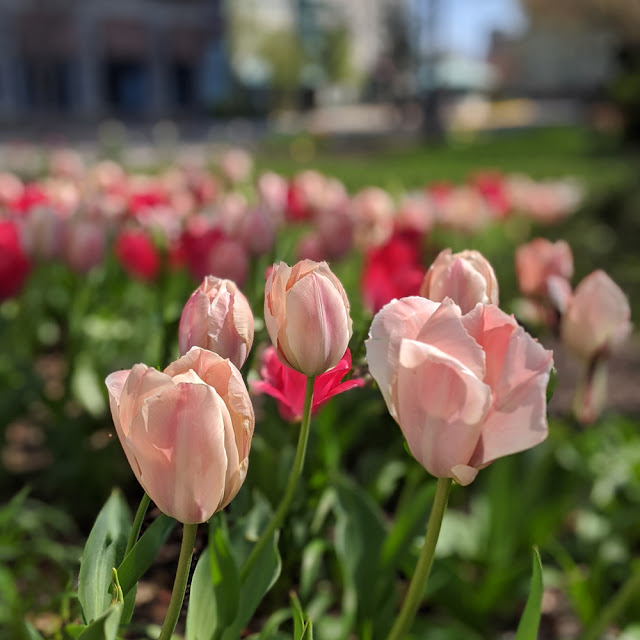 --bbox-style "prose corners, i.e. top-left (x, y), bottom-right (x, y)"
top-left (366, 296), bottom-right (440, 419)
top-left (396, 339), bottom-right (491, 479)
top-left (178, 288), bottom-right (210, 355)
top-left (416, 298), bottom-right (486, 380)
top-left (131, 382), bottom-right (229, 524)
top-left (281, 271), bottom-right (349, 375)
